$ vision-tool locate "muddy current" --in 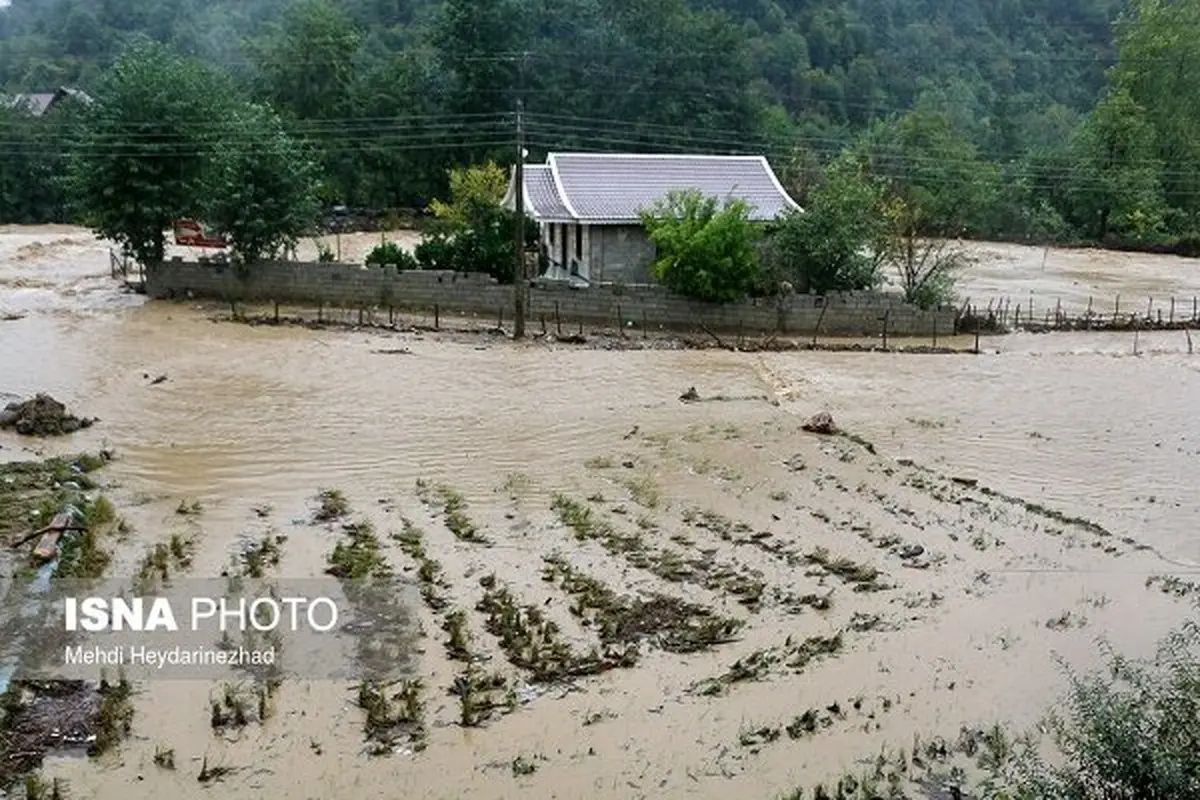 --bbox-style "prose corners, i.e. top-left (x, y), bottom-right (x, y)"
top-left (2, 226), bottom-right (1198, 799)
